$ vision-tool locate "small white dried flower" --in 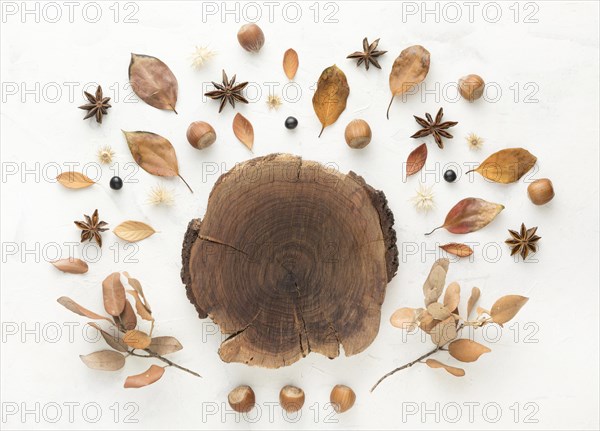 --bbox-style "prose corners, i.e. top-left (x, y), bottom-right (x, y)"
top-left (147, 183), bottom-right (175, 206)
top-left (466, 133), bottom-right (484, 150)
top-left (191, 46), bottom-right (216, 69)
top-left (266, 94), bottom-right (282, 111)
top-left (97, 145), bottom-right (115, 164)
top-left (411, 184), bottom-right (435, 212)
